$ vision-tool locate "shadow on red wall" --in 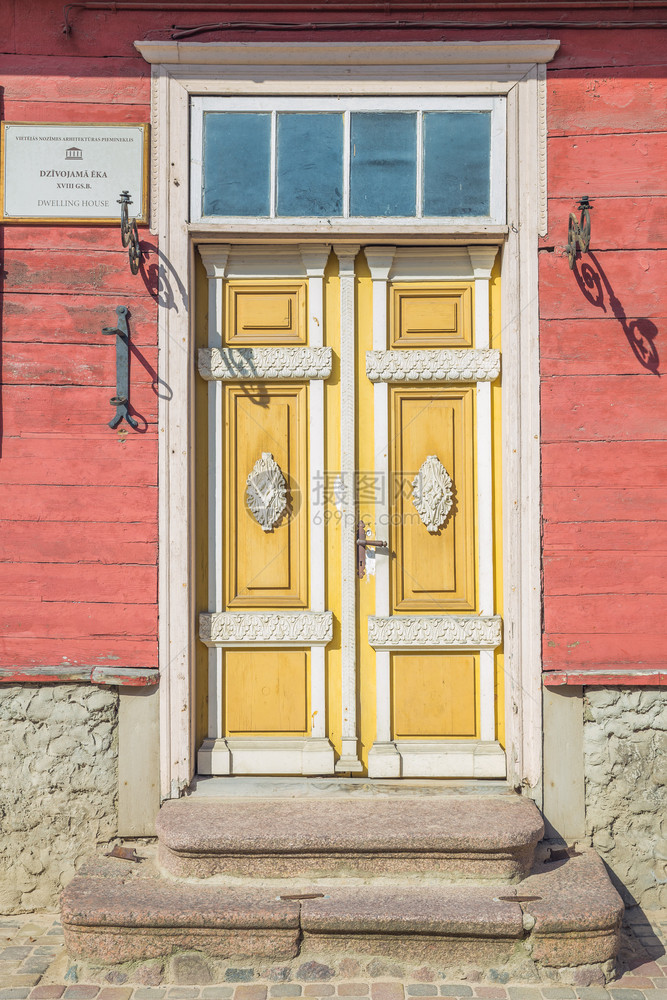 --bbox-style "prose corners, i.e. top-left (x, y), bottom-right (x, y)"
top-left (573, 252), bottom-right (661, 376)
